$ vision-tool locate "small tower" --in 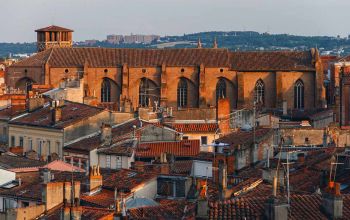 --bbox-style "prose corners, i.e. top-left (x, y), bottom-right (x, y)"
top-left (35, 25), bottom-right (74, 52)
top-left (213, 37), bottom-right (218, 49)
top-left (197, 38), bottom-right (202, 48)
